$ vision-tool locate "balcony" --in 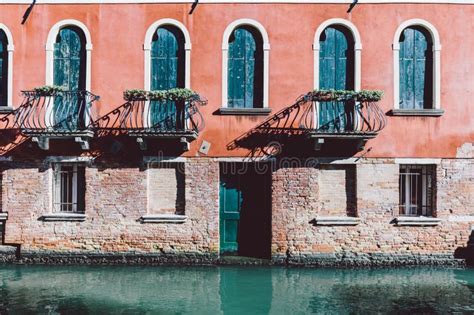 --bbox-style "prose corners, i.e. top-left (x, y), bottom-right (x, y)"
top-left (228, 90), bottom-right (386, 157)
top-left (94, 89), bottom-right (206, 151)
top-left (16, 89), bottom-right (99, 150)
